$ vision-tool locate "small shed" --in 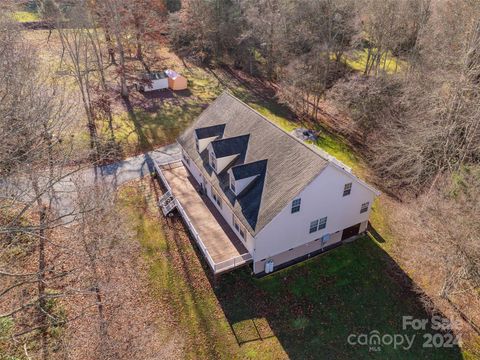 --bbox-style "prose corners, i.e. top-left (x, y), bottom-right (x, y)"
top-left (165, 69), bottom-right (188, 90)
top-left (138, 71), bottom-right (169, 92)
